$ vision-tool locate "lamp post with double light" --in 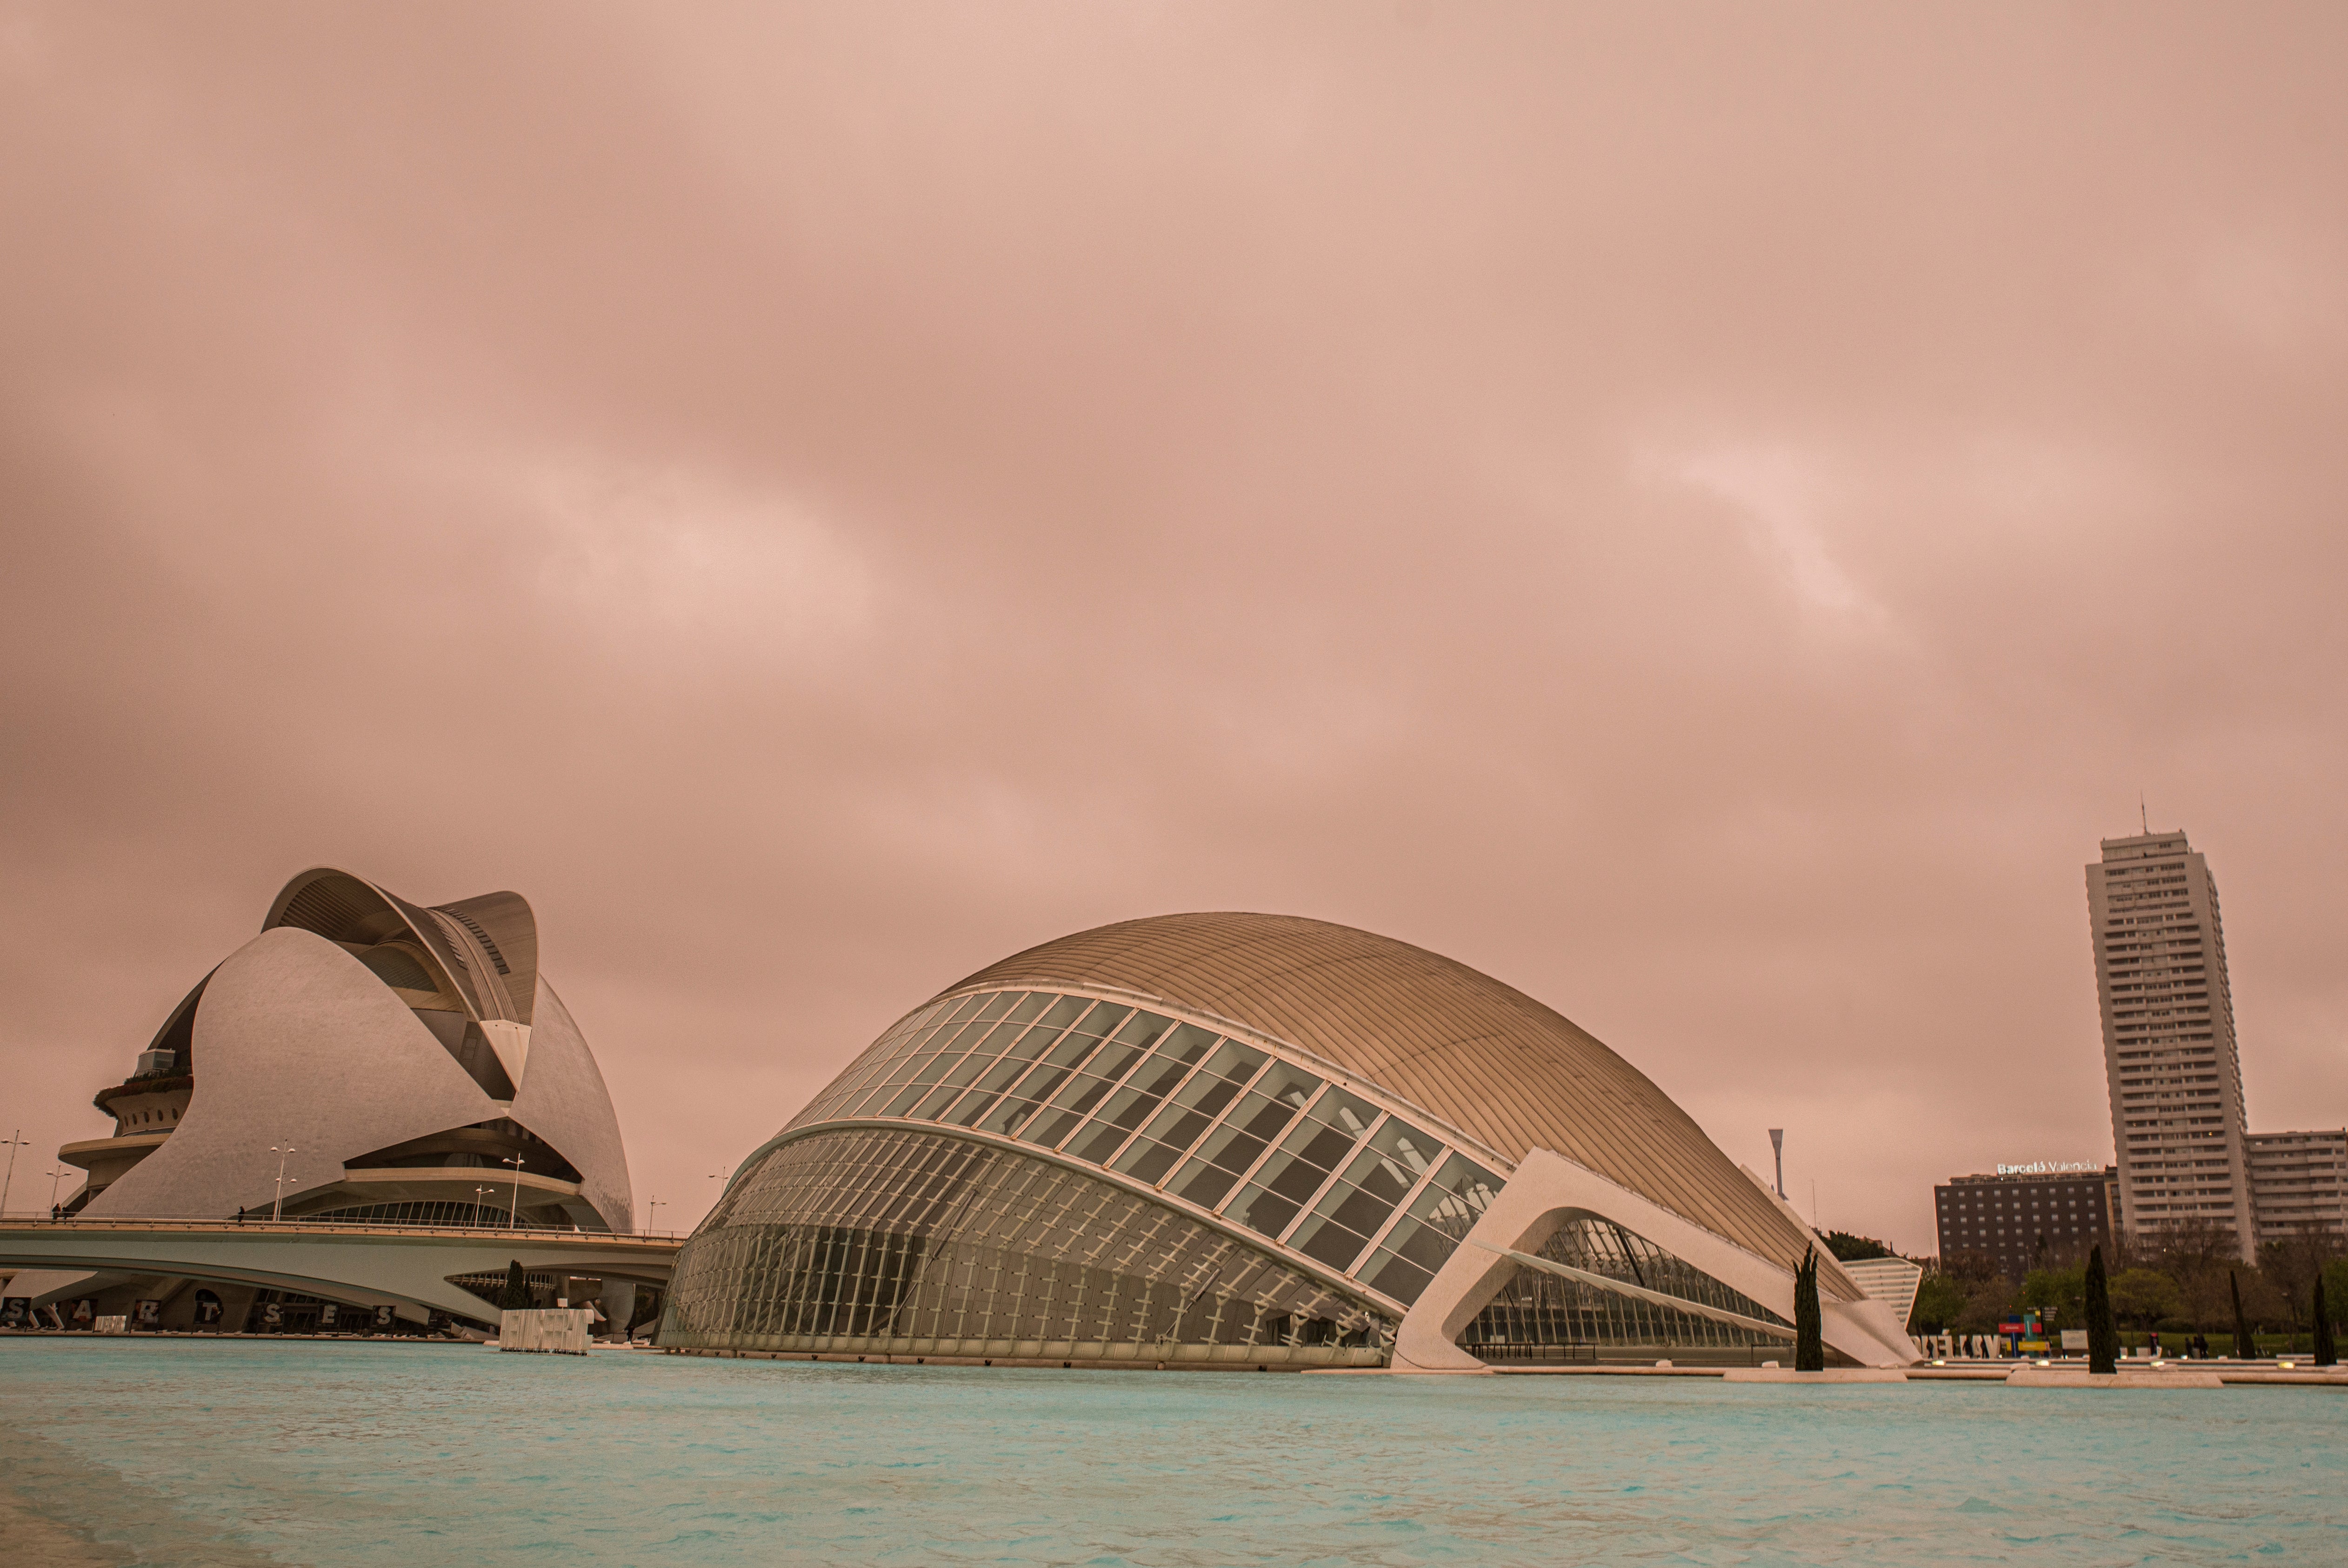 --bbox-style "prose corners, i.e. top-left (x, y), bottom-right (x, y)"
top-left (0, 1129), bottom-right (28, 1215)
top-left (269, 1143), bottom-right (298, 1221)
top-left (502, 1154), bottom-right (525, 1228)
